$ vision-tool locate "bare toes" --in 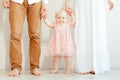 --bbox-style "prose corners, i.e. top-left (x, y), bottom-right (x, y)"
top-left (66, 71), bottom-right (70, 74)
top-left (8, 69), bottom-right (20, 77)
top-left (50, 70), bottom-right (58, 74)
top-left (32, 68), bottom-right (41, 76)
